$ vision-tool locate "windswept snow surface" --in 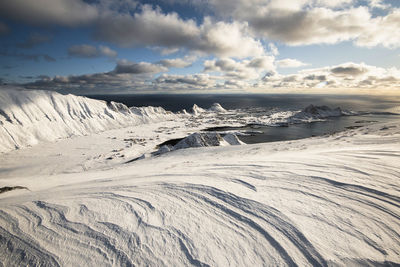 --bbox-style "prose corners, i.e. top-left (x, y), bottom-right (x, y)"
top-left (0, 115), bottom-right (400, 266)
top-left (1, 88), bottom-right (400, 266)
top-left (0, 87), bottom-right (176, 153)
